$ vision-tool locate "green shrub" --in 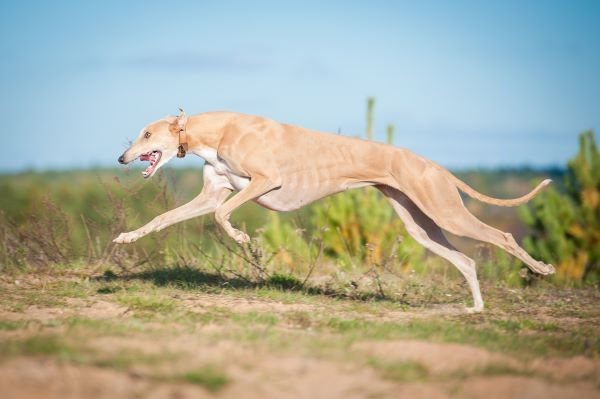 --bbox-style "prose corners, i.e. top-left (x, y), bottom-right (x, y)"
top-left (309, 188), bottom-right (424, 266)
